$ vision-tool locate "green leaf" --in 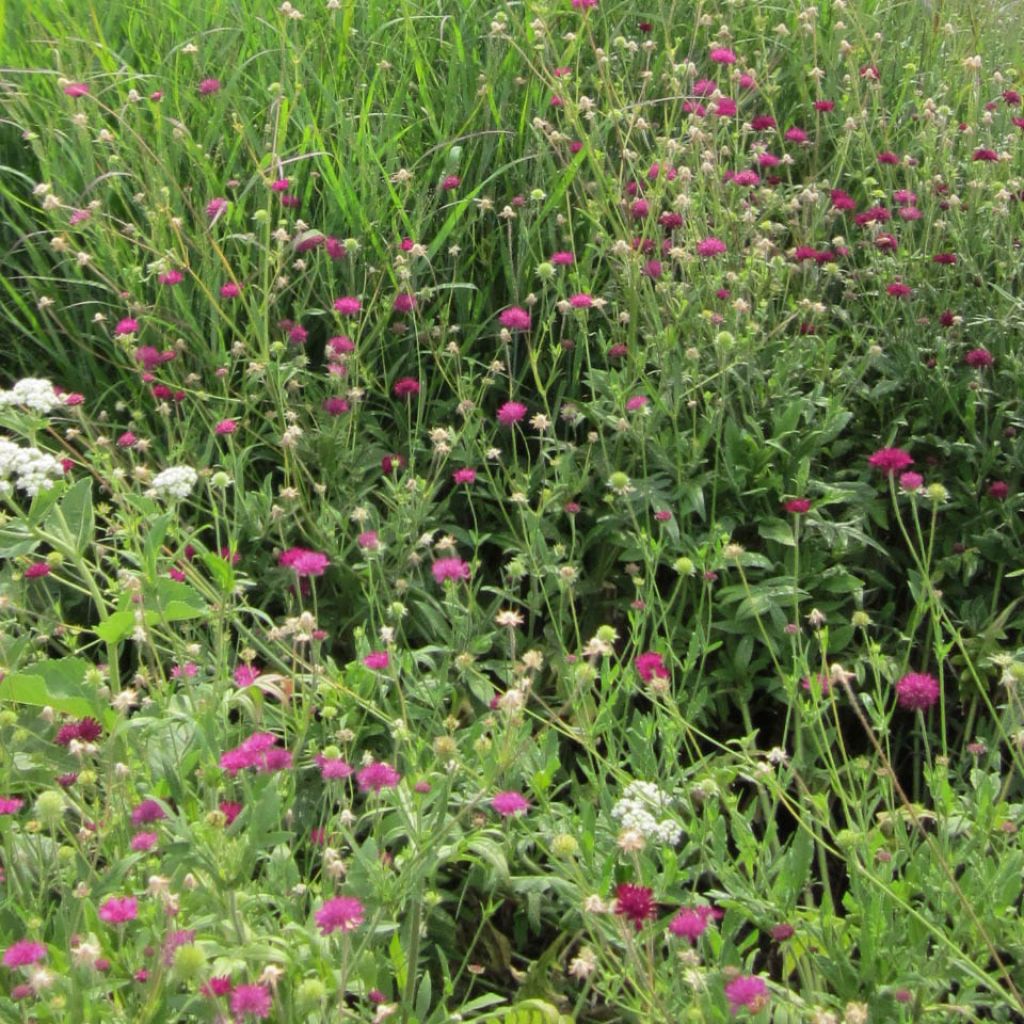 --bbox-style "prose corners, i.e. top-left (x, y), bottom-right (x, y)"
top-left (200, 552), bottom-right (235, 595)
top-left (0, 657), bottom-right (100, 718)
top-left (757, 519), bottom-right (796, 547)
top-left (47, 477), bottom-right (93, 555)
top-left (0, 523), bottom-right (38, 558)
top-left (95, 611), bottom-right (134, 644)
